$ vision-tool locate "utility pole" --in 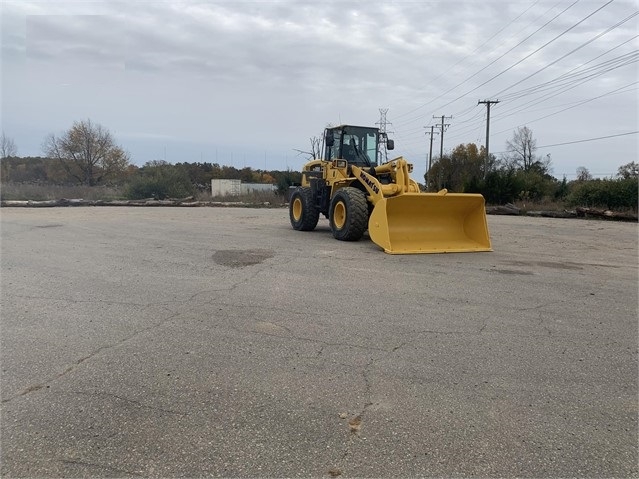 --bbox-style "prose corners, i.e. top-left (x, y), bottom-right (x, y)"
top-left (376, 108), bottom-right (393, 165)
top-left (424, 125), bottom-right (439, 191)
top-left (478, 99), bottom-right (499, 178)
top-left (433, 115), bottom-right (452, 190)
